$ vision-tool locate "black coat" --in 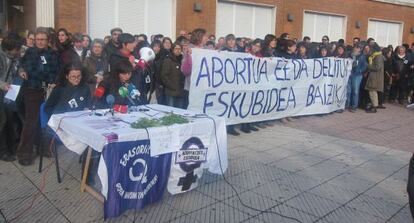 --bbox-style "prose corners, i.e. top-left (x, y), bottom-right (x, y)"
top-left (45, 84), bottom-right (91, 116)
